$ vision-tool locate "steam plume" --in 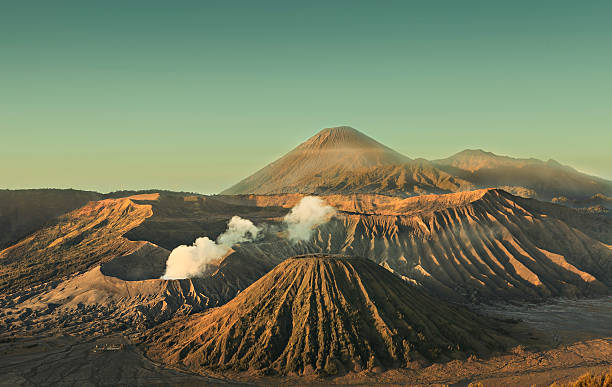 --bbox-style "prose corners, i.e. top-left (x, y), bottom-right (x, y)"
top-left (161, 216), bottom-right (261, 279)
top-left (217, 216), bottom-right (261, 246)
top-left (161, 197), bottom-right (336, 279)
top-left (284, 196), bottom-right (336, 242)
